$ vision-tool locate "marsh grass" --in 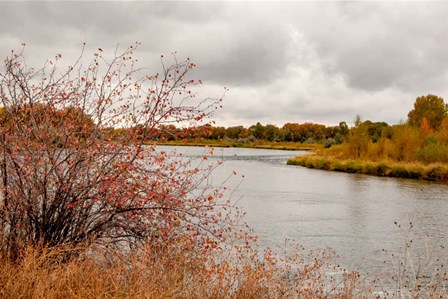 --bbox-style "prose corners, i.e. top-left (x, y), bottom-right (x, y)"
top-left (288, 155), bottom-right (448, 182)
